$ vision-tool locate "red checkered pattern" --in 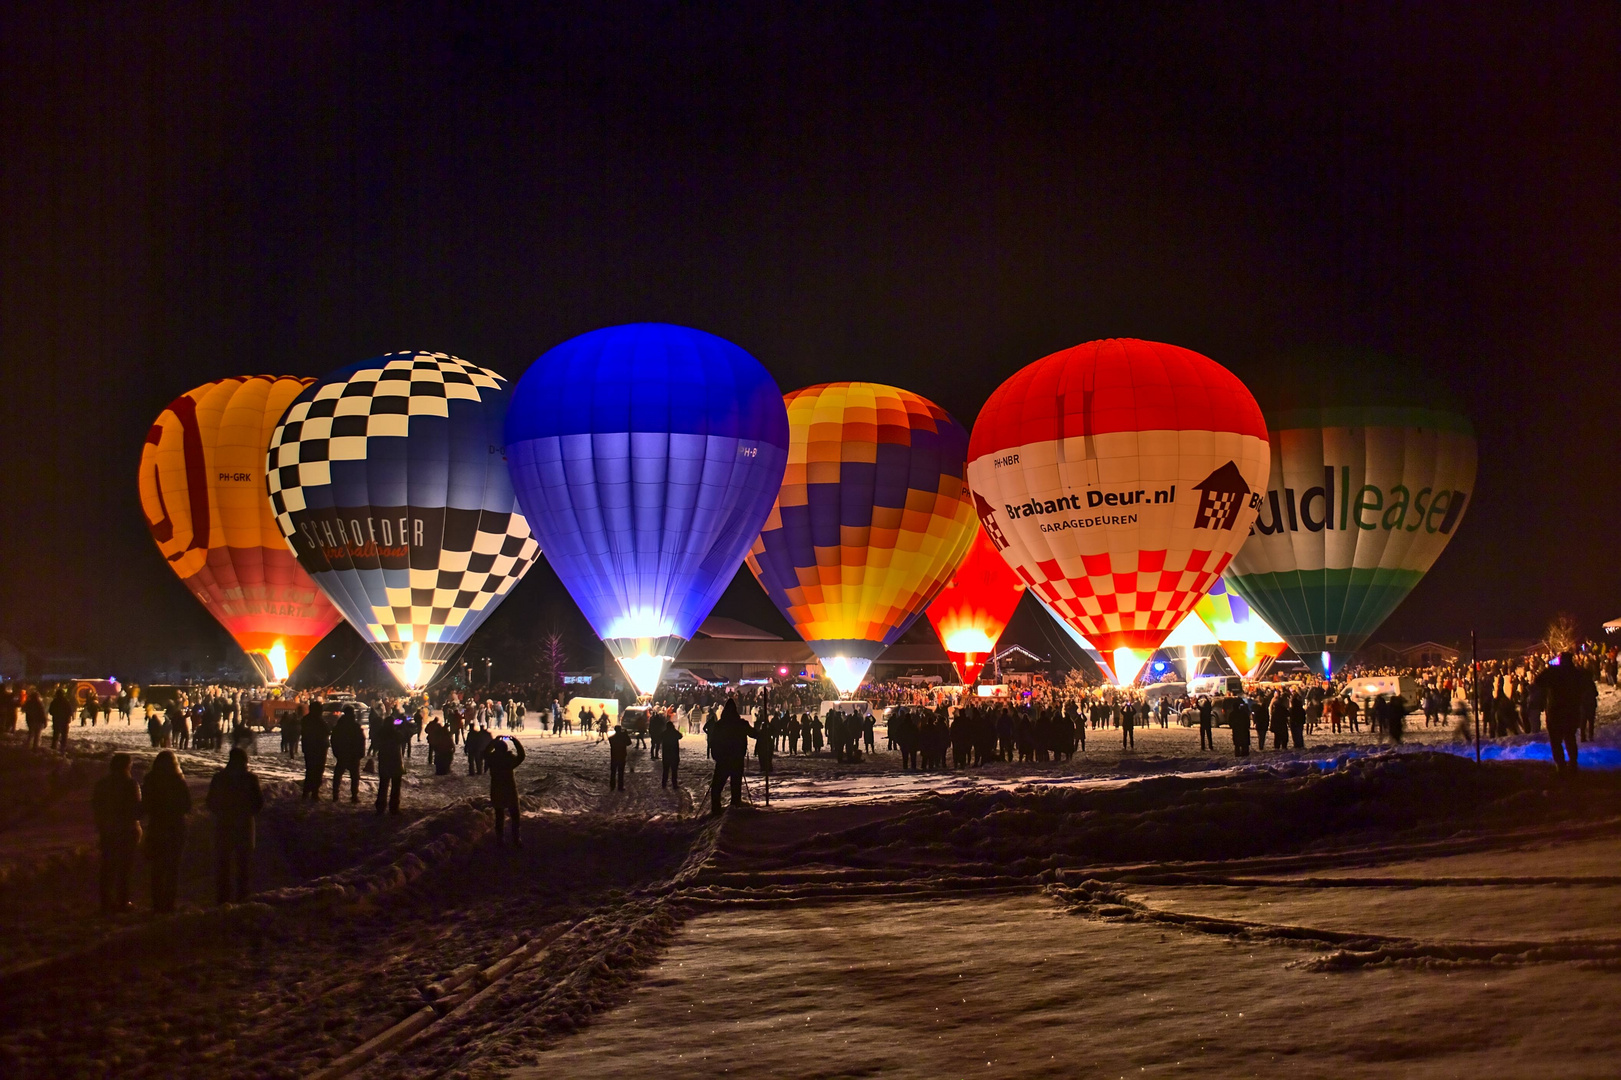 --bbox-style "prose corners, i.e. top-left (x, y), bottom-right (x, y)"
top-left (1026, 549), bottom-right (1234, 653)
